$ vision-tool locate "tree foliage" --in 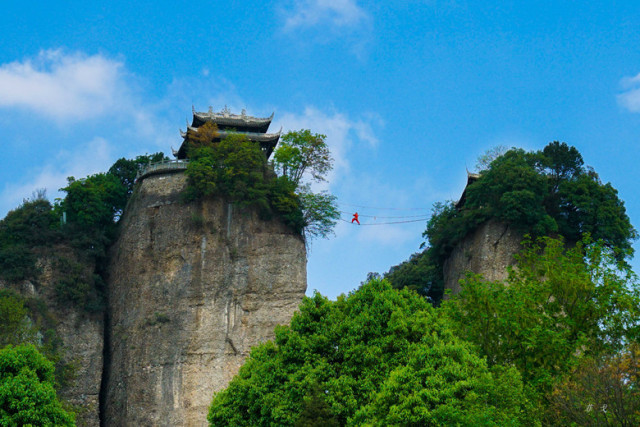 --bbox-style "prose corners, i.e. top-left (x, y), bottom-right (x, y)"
top-left (208, 279), bottom-right (529, 426)
top-left (0, 291), bottom-right (37, 348)
top-left (272, 130), bottom-right (339, 241)
top-left (0, 197), bottom-right (60, 282)
top-left (464, 142), bottom-right (636, 255)
top-left (441, 236), bottom-right (640, 417)
top-left (0, 344), bottom-right (75, 426)
top-left (59, 173), bottom-right (128, 230)
top-left (548, 343), bottom-right (640, 426)
top-left (273, 130), bottom-right (332, 186)
top-left (108, 152), bottom-right (167, 197)
top-left (184, 129), bottom-right (339, 241)
top-left (386, 141), bottom-right (636, 304)
top-left (297, 186), bottom-right (339, 241)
